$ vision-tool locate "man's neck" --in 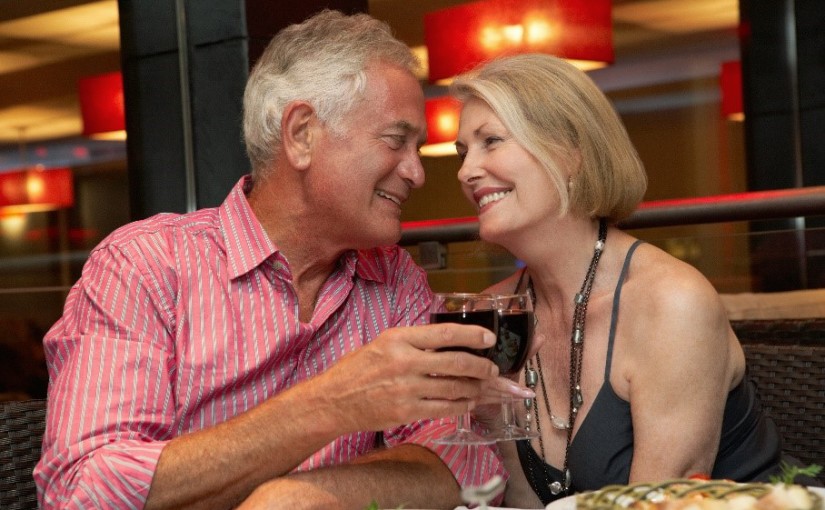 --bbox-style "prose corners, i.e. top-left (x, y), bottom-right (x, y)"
top-left (247, 175), bottom-right (345, 322)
